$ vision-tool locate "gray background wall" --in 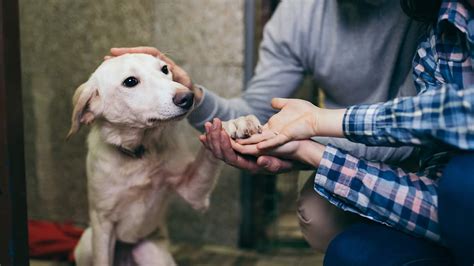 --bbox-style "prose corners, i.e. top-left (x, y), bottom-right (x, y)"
top-left (20, 0), bottom-right (244, 246)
